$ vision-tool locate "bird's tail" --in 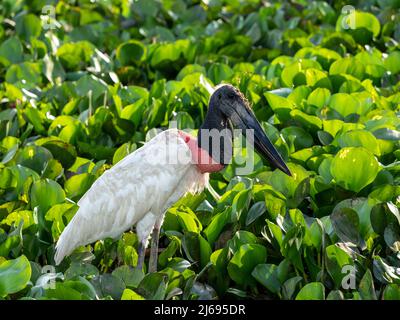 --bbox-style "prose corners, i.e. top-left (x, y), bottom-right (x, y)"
top-left (54, 215), bottom-right (80, 265)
